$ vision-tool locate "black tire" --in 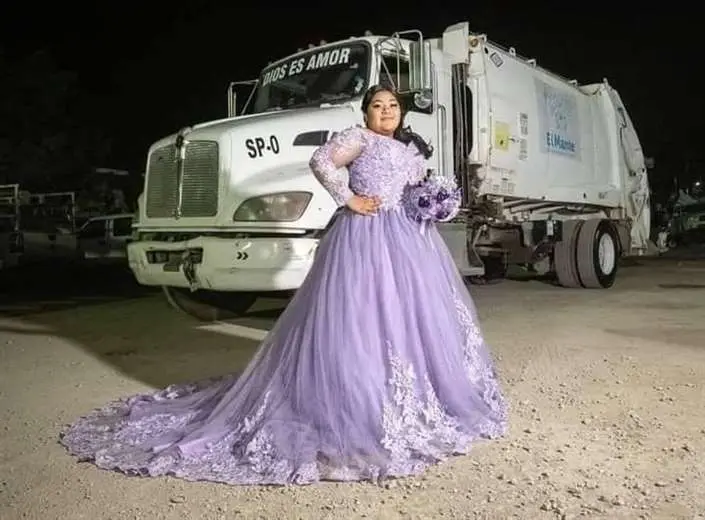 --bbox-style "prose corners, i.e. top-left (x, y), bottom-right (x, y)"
top-left (162, 286), bottom-right (258, 322)
top-left (554, 220), bottom-right (583, 288)
top-left (575, 219), bottom-right (619, 289)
